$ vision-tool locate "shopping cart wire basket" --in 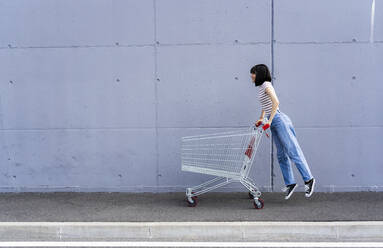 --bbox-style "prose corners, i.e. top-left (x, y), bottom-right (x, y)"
top-left (181, 118), bottom-right (269, 209)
